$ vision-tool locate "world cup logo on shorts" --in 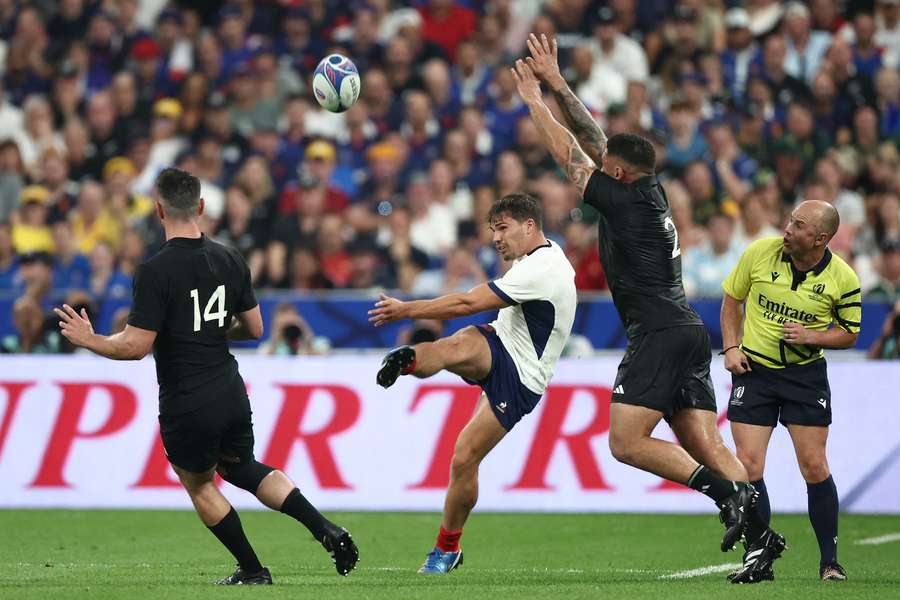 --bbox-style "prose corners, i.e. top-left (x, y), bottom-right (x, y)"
top-left (731, 386), bottom-right (745, 405)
